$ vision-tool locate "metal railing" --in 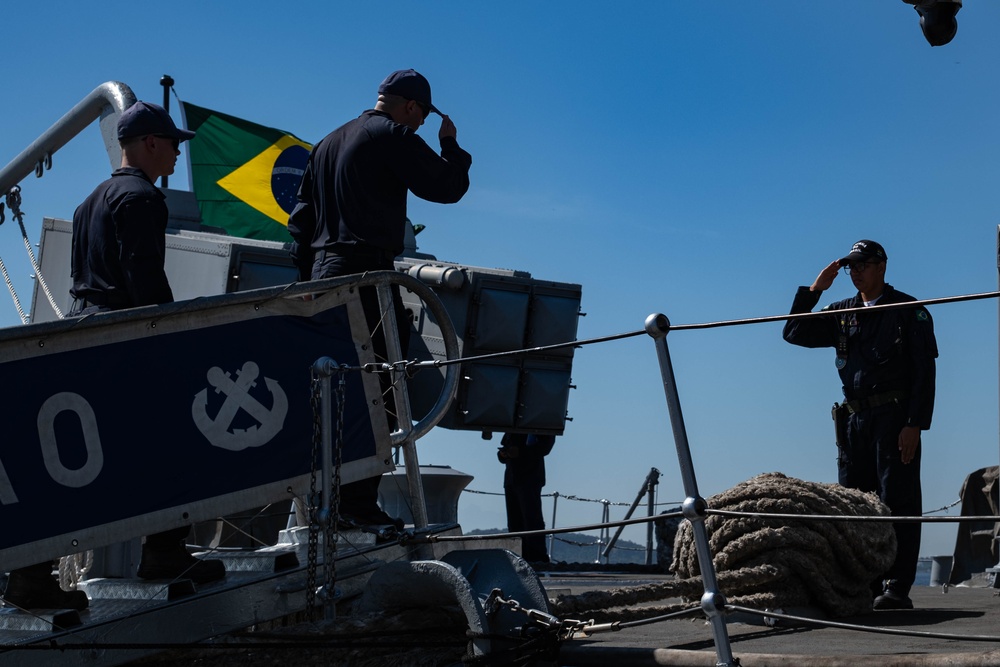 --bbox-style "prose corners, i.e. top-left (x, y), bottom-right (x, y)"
top-left (0, 81), bottom-right (134, 196)
top-left (311, 271), bottom-right (461, 542)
